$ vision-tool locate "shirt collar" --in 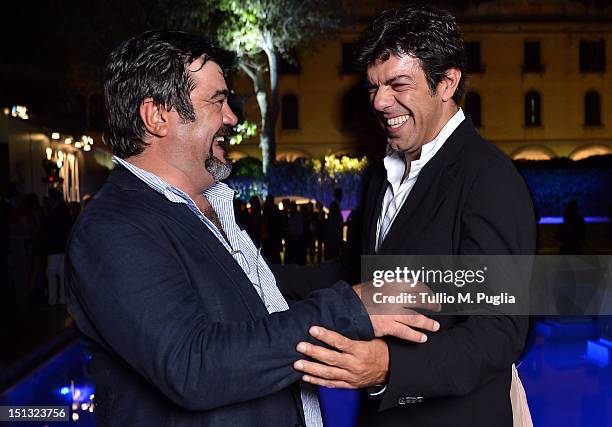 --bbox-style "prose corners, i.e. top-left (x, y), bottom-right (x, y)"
top-left (383, 108), bottom-right (465, 190)
top-left (204, 181), bottom-right (234, 201)
top-left (112, 155), bottom-right (233, 202)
